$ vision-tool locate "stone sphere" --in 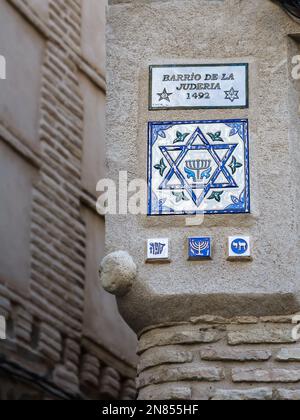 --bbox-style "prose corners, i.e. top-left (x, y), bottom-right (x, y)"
top-left (99, 251), bottom-right (137, 296)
